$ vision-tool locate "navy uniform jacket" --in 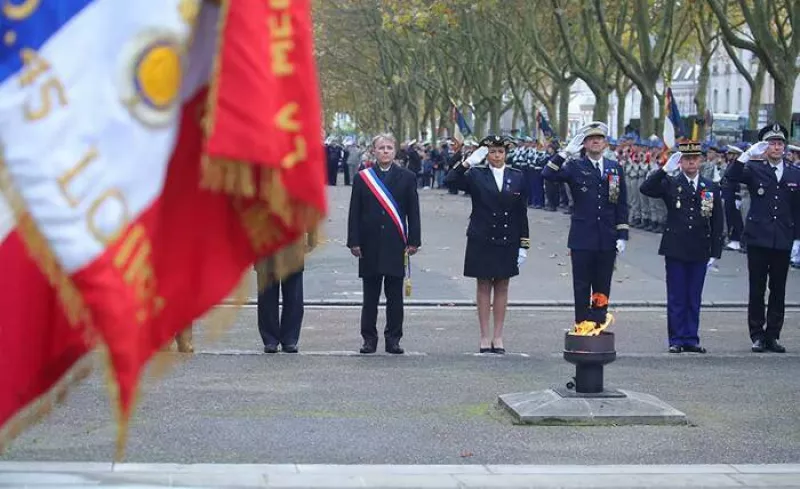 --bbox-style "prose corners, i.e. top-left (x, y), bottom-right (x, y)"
top-left (445, 164), bottom-right (530, 249)
top-left (640, 170), bottom-right (724, 262)
top-left (347, 164), bottom-right (422, 278)
top-left (725, 158), bottom-right (800, 251)
top-left (542, 153), bottom-right (629, 250)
